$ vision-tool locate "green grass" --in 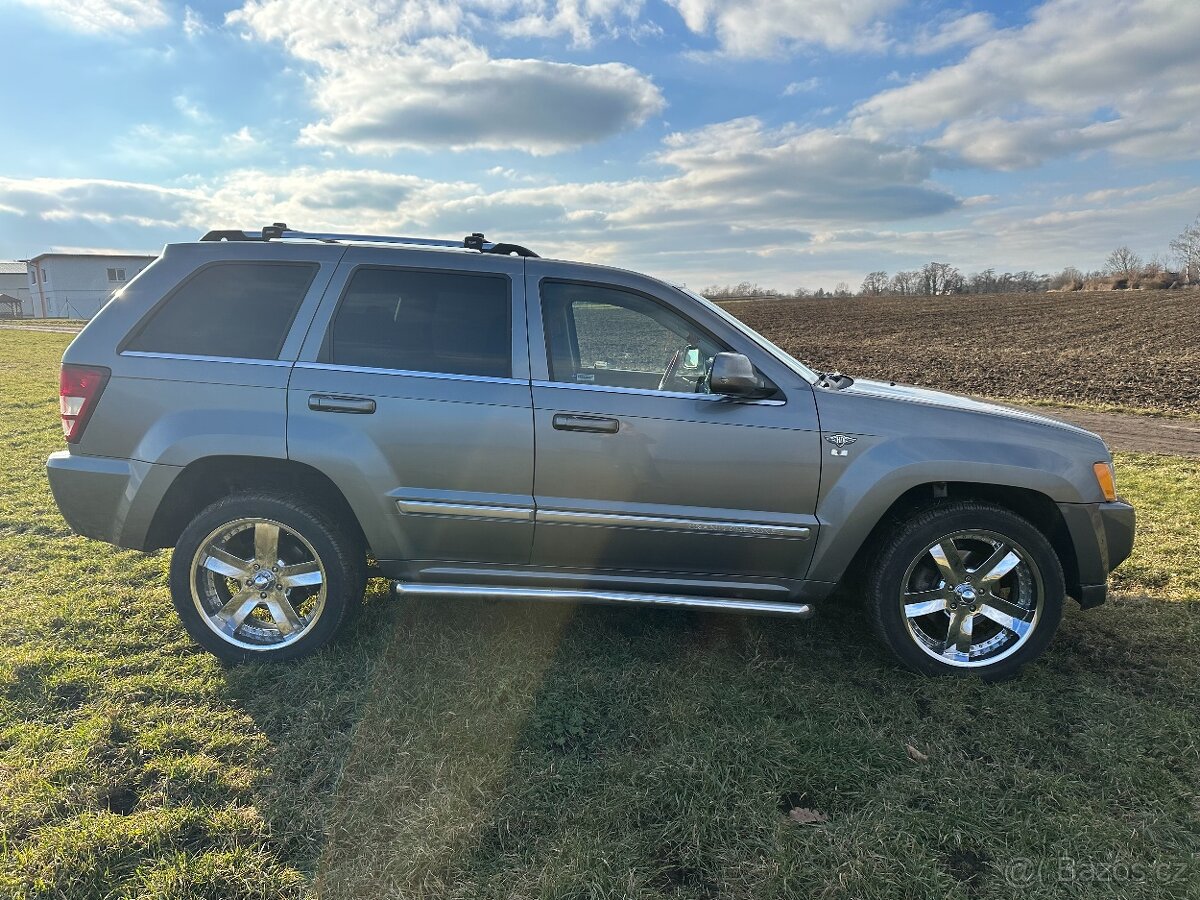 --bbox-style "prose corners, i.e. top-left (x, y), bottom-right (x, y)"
top-left (1, 329), bottom-right (1197, 899)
